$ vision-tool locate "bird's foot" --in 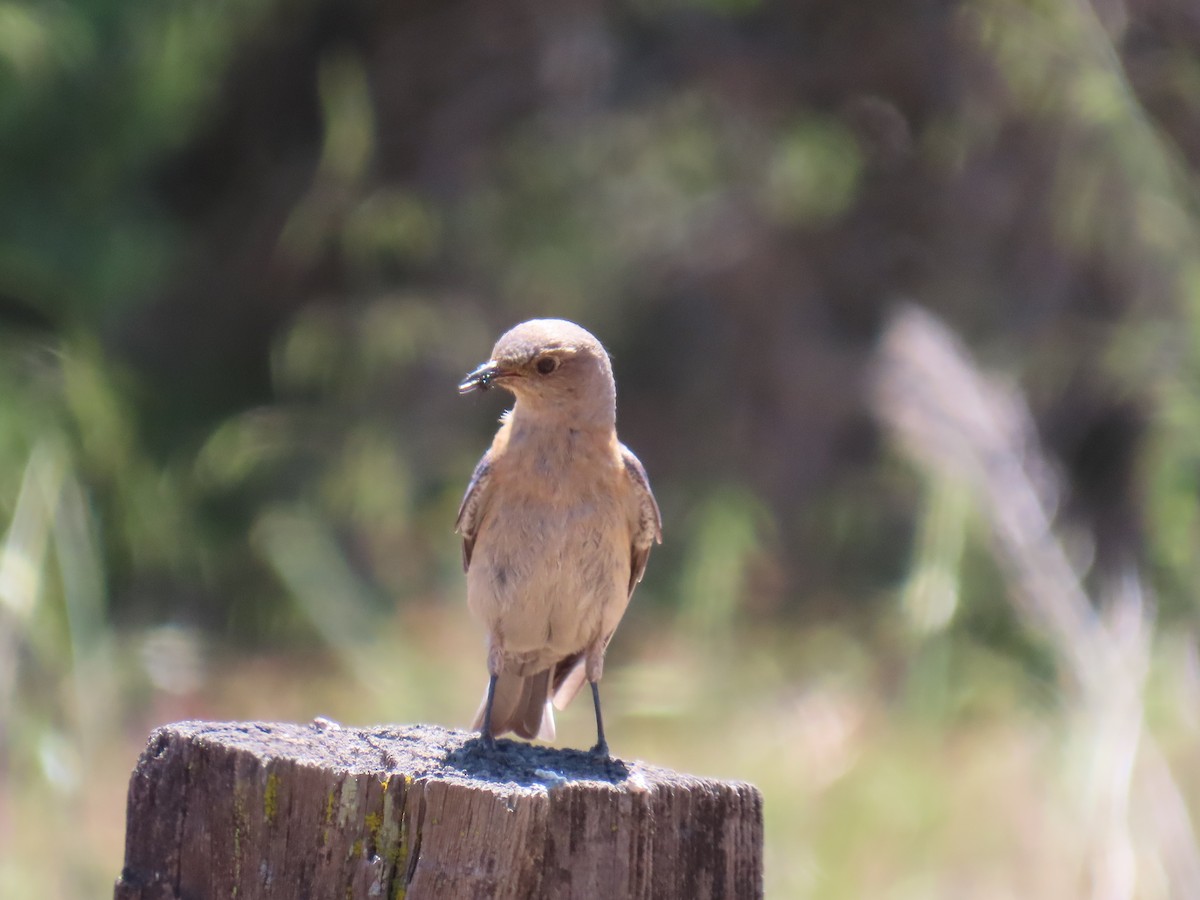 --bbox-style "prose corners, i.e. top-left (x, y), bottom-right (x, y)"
top-left (589, 739), bottom-right (610, 760)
